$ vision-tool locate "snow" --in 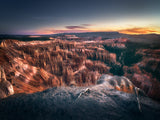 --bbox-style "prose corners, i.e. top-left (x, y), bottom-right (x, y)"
top-left (0, 77), bottom-right (160, 120)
